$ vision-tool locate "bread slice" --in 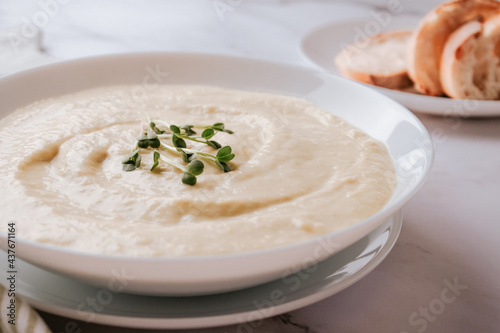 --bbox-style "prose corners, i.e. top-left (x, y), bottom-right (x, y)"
top-left (440, 15), bottom-right (500, 99)
top-left (335, 30), bottom-right (413, 90)
top-left (407, 0), bottom-right (500, 96)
